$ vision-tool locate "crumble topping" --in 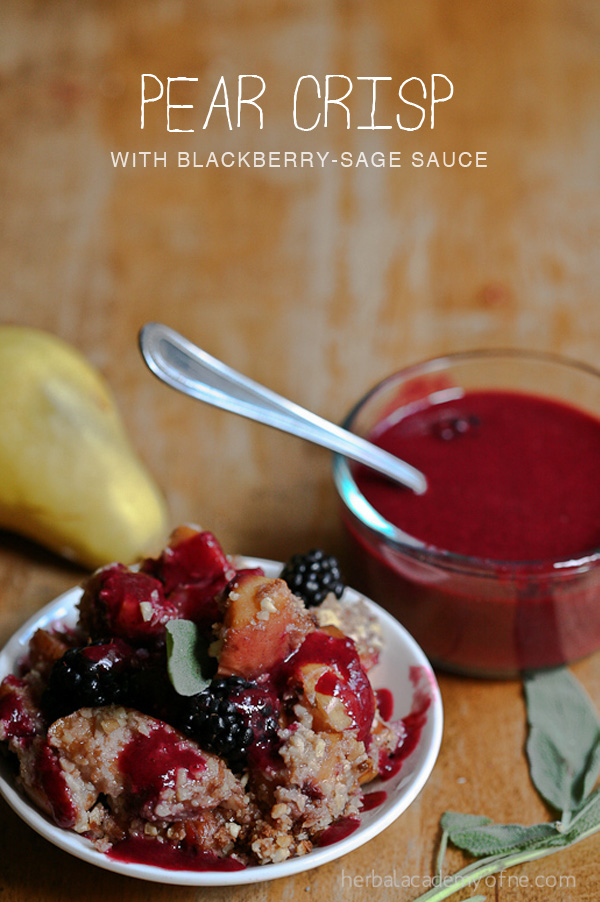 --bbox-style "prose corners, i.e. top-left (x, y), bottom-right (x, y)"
top-left (0, 527), bottom-right (407, 868)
